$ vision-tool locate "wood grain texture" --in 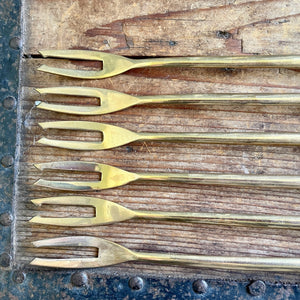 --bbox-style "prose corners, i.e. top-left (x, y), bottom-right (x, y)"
top-left (17, 0), bottom-right (300, 281)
